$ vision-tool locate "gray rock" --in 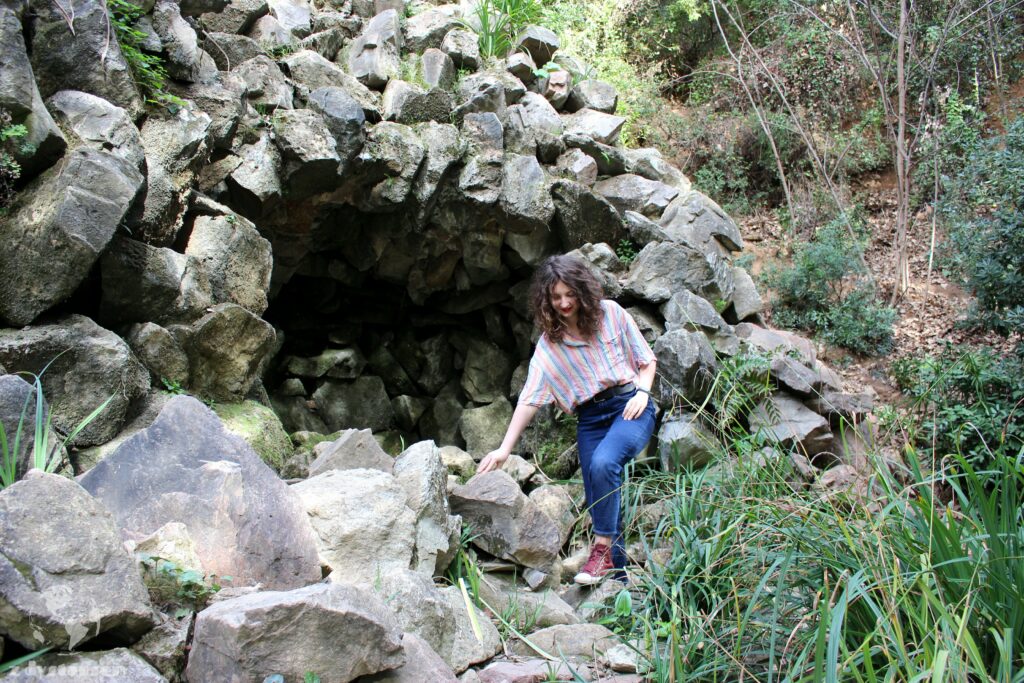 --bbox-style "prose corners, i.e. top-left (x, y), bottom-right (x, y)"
top-left (421, 48), bottom-right (457, 89)
top-left (771, 355), bottom-right (819, 395)
top-left (393, 440), bottom-right (460, 575)
top-left (382, 79), bottom-right (454, 124)
top-left (0, 13), bottom-right (65, 180)
top-left (0, 316), bottom-right (149, 446)
top-left (0, 149), bottom-right (143, 326)
top-left (308, 428), bottom-right (394, 475)
top-left (508, 623), bottom-right (618, 659)
top-left (500, 153), bottom-right (555, 233)
top-left (623, 210), bottom-right (670, 246)
top-left (514, 25), bottom-right (559, 65)
top-left (593, 174), bottom-right (679, 219)
top-left (308, 85), bottom-right (367, 164)
top-left (47, 90), bottom-right (144, 170)
top-left (204, 32), bottom-right (263, 71)
top-left (286, 347), bottom-right (366, 379)
top-left (453, 73), bottom-right (507, 124)
top-left (271, 395), bottom-right (328, 435)
top-left (186, 303), bottom-right (276, 402)
top-left (348, 12), bottom-right (402, 89)
top-left (661, 289), bottom-right (729, 333)
top-left (1, 649), bottom-right (165, 681)
top-left (349, 121), bottom-right (425, 211)
top-left (227, 132), bottom-right (283, 221)
top-left (562, 132), bottom-right (626, 175)
top-left (179, 0), bottom-right (230, 15)
top-left (233, 55), bottom-right (293, 111)
top-left (461, 338), bottom-right (515, 403)
top-left (0, 472), bottom-right (157, 650)
top-left (152, 0), bottom-right (218, 83)
top-left (186, 583), bottom-right (404, 682)
top-left (729, 267), bottom-right (763, 321)
top-left (131, 617), bottom-right (191, 682)
top-left (566, 242), bottom-right (624, 299)
top-left (175, 76), bottom-right (247, 151)
top-left (201, 0), bottom-right (268, 34)
top-left (566, 79), bottom-right (618, 114)
top-left (624, 241), bottom-right (734, 304)
top-left (80, 395), bottom-right (321, 589)
top-left (554, 148), bottom-right (598, 185)
top-left (478, 573), bottom-right (579, 631)
top-left (624, 147), bottom-right (690, 189)
top-left (506, 51), bottom-right (538, 84)
top-left (735, 323), bottom-right (816, 367)
top-left (273, 108), bottom-right (343, 199)
top-left (626, 305), bottom-right (665, 345)
top-left (125, 322), bottom-right (190, 386)
top-left (441, 28), bottom-right (480, 70)
top-left (406, 6), bottom-right (462, 53)
top-left (29, 0), bottom-right (143, 117)
top-left (550, 180), bottom-right (625, 252)
top-left (504, 91), bottom-right (562, 156)
top-left (364, 632), bottom-right (458, 682)
top-left (527, 484), bottom-right (576, 548)
top-left (295, 469), bottom-right (415, 583)
top-left (658, 412), bottom-right (718, 470)
top-left (213, 400), bottom-right (292, 472)
top-left (299, 26), bottom-right (348, 60)
top-left (652, 329), bottom-right (718, 406)
top-left (185, 213), bottom-right (272, 314)
top-left (247, 13), bottom-right (293, 49)
top-left (562, 108), bottom-right (627, 146)
top-left (437, 585), bottom-right (503, 672)
top-left (267, 0), bottom-right (312, 36)
top-left (541, 70), bottom-right (572, 112)
top-left (410, 121), bottom-right (465, 220)
top-left (313, 376), bottom-right (397, 432)
top-left (806, 390), bottom-right (875, 422)
top-left (133, 106), bottom-right (213, 246)
top-left (419, 381), bottom-right (464, 447)
top-left (660, 190), bottom-right (744, 252)
top-left (749, 394), bottom-right (834, 456)
top-left (100, 236), bottom-right (214, 326)
top-left (457, 151), bottom-right (503, 206)
top-left (450, 471), bottom-right (561, 570)
top-left (459, 399), bottom-right (513, 455)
